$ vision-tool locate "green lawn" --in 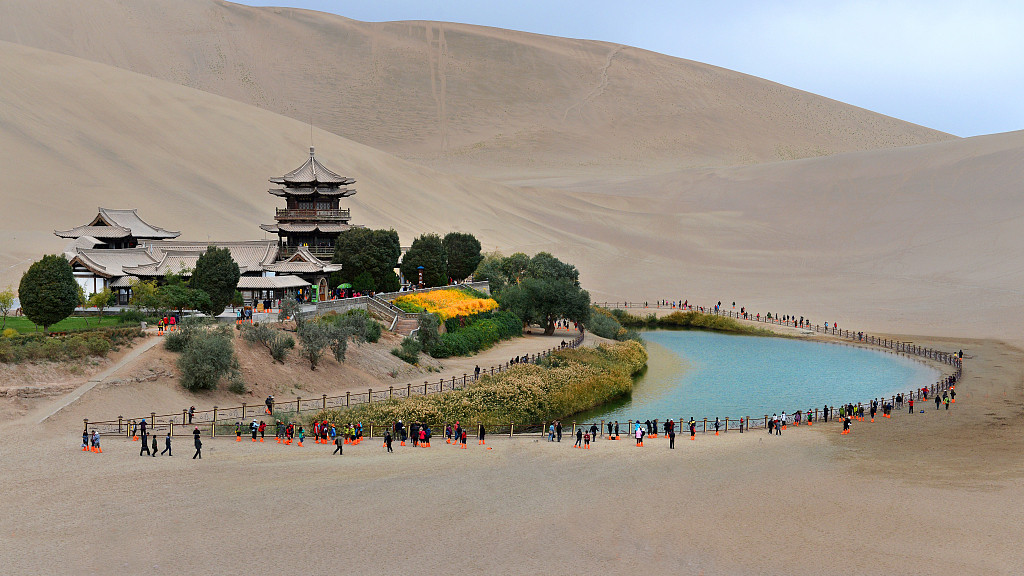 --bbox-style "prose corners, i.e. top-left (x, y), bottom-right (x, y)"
top-left (2, 315), bottom-right (125, 334)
